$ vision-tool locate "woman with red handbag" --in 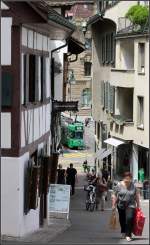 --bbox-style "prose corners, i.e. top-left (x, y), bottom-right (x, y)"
top-left (111, 172), bottom-right (140, 242)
